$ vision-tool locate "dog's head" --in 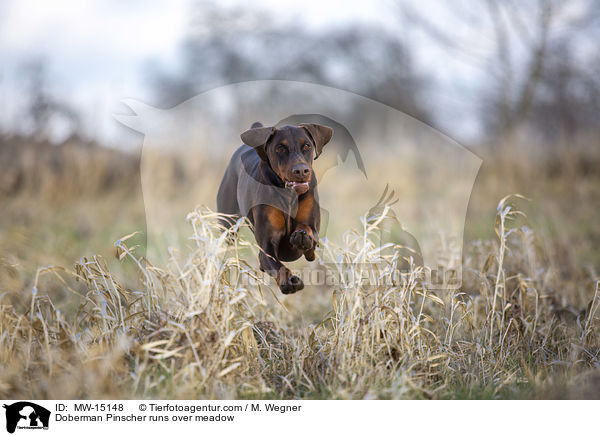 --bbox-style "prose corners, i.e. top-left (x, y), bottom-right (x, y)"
top-left (241, 123), bottom-right (333, 195)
